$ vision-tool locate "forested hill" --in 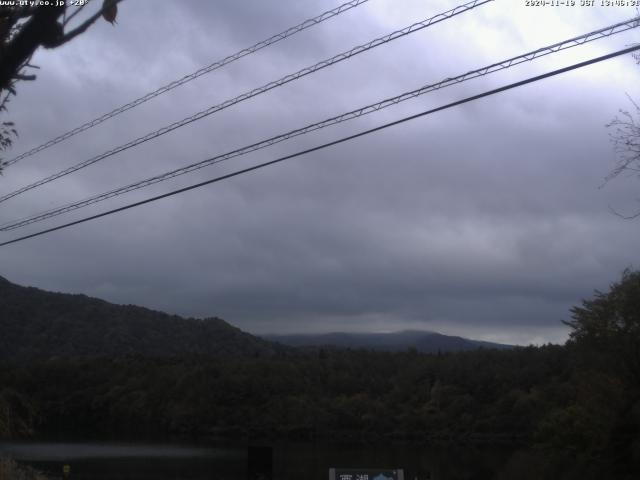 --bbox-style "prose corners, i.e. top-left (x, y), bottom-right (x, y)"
top-left (263, 331), bottom-right (512, 353)
top-left (0, 276), bottom-right (280, 361)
